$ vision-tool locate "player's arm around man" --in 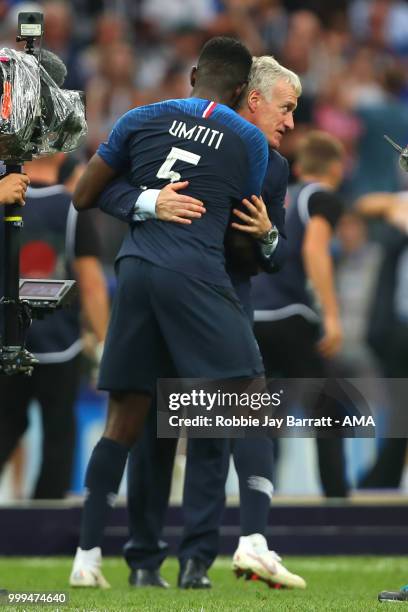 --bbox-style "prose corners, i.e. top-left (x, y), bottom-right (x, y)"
top-left (92, 55), bottom-right (298, 269)
top-left (69, 36), bottom-right (270, 590)
top-left (90, 56), bottom-right (303, 592)
top-left (73, 150), bottom-right (206, 223)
